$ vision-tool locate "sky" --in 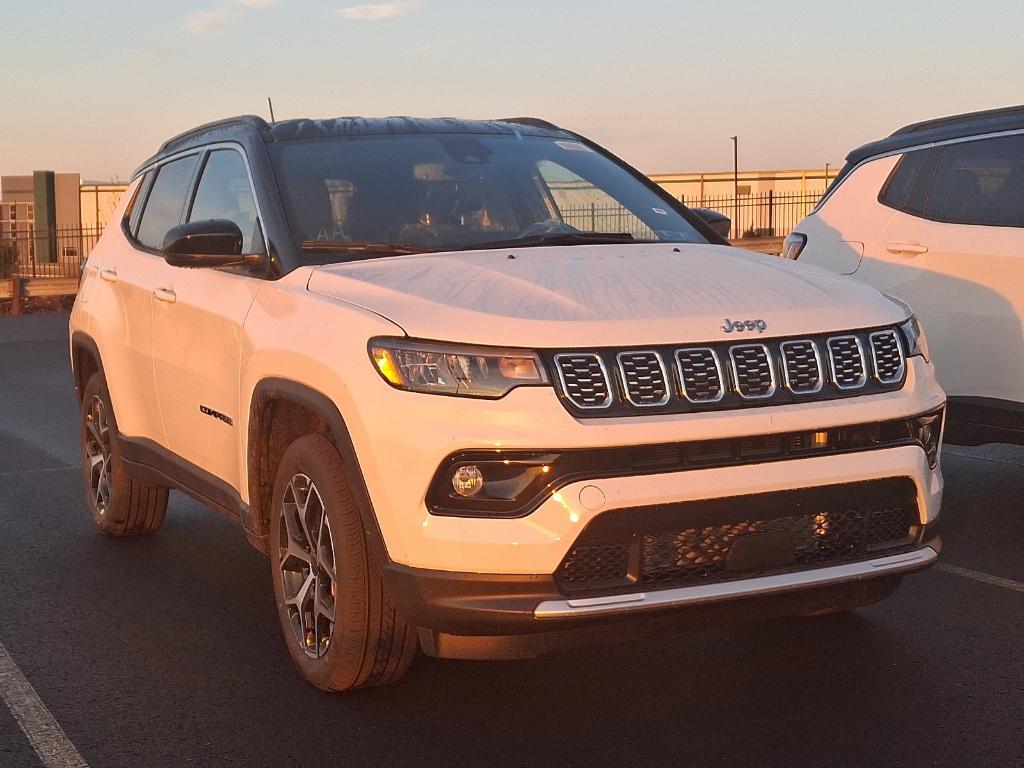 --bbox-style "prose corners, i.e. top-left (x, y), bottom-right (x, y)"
top-left (3, 0), bottom-right (1023, 180)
